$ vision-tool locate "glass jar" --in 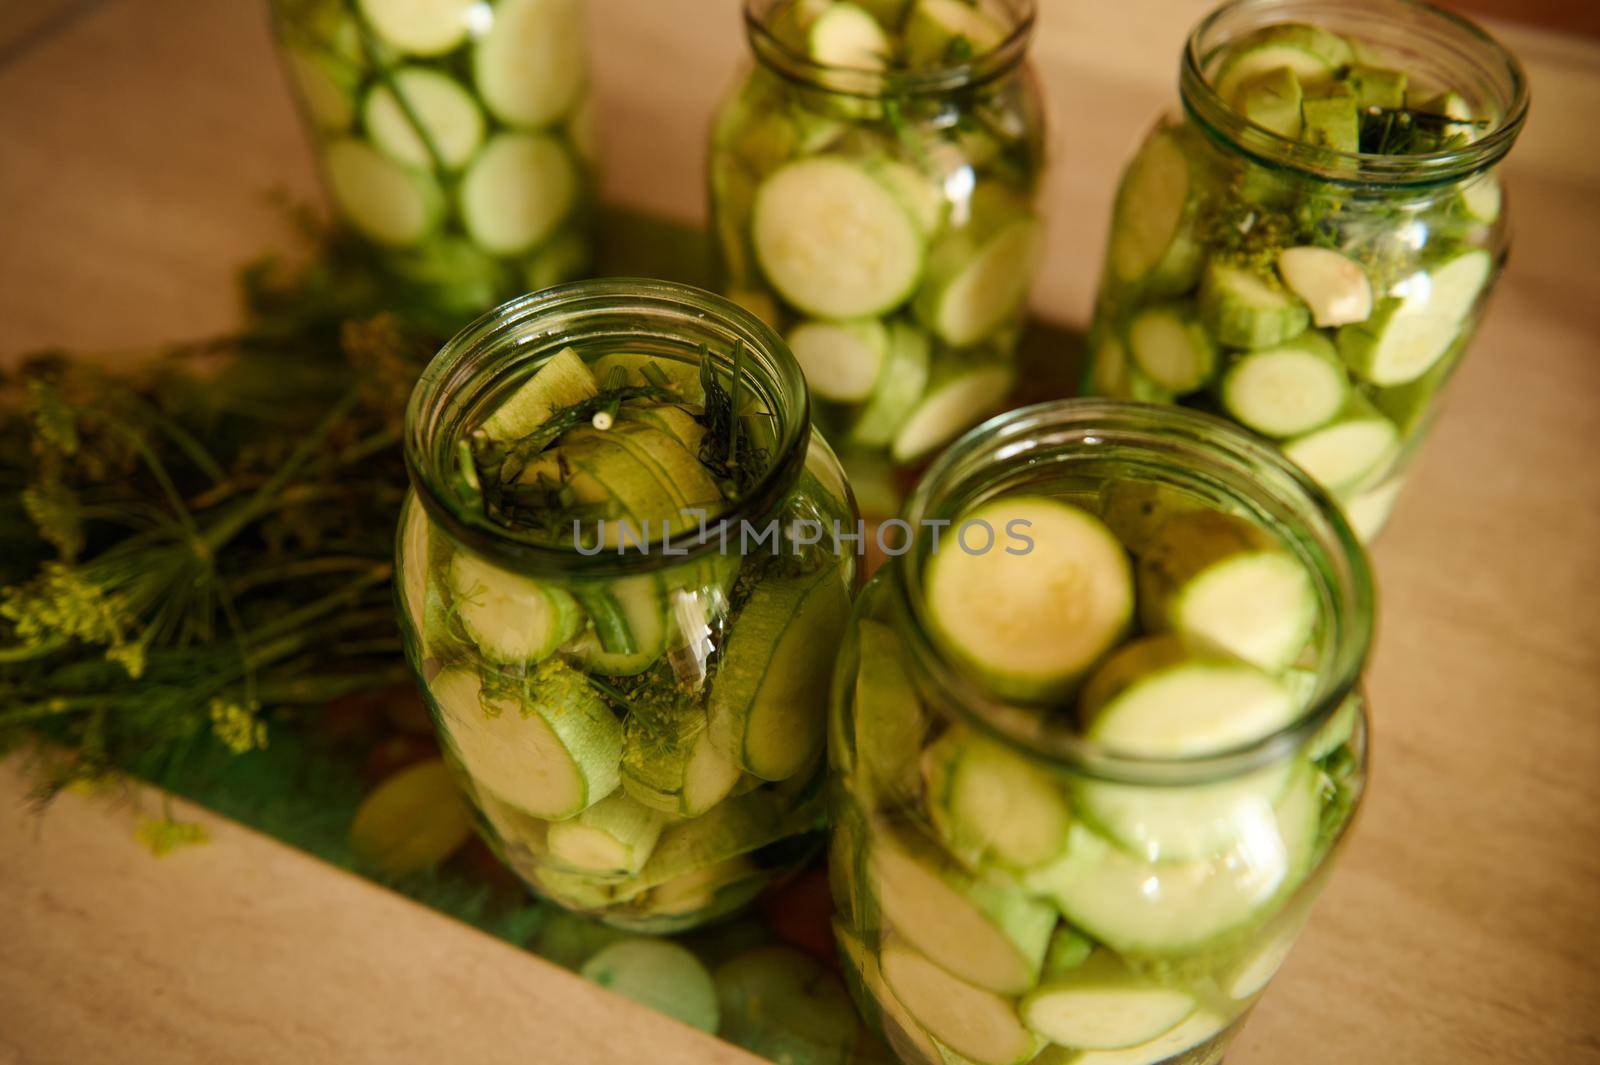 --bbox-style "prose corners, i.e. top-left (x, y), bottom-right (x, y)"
top-left (1083, 0), bottom-right (1527, 539)
top-left (270, 0), bottom-right (598, 329)
top-left (829, 400), bottom-right (1372, 1065)
top-left (708, 0), bottom-right (1048, 490)
top-left (398, 280), bottom-right (858, 932)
